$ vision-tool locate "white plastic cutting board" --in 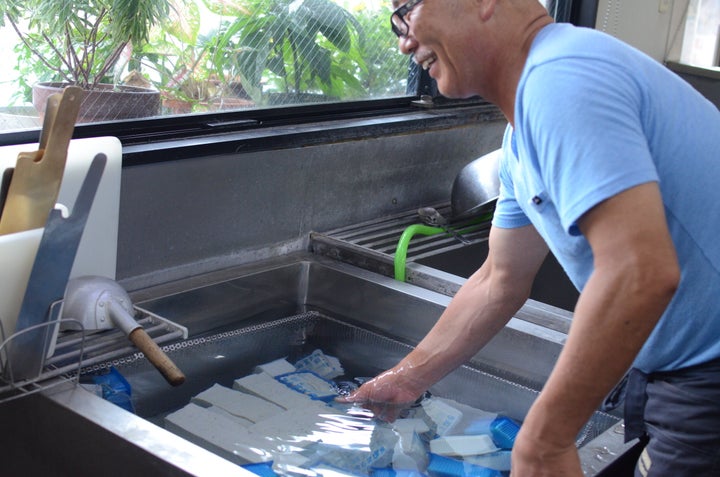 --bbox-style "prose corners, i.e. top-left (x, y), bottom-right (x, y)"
top-left (0, 136), bottom-right (121, 341)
